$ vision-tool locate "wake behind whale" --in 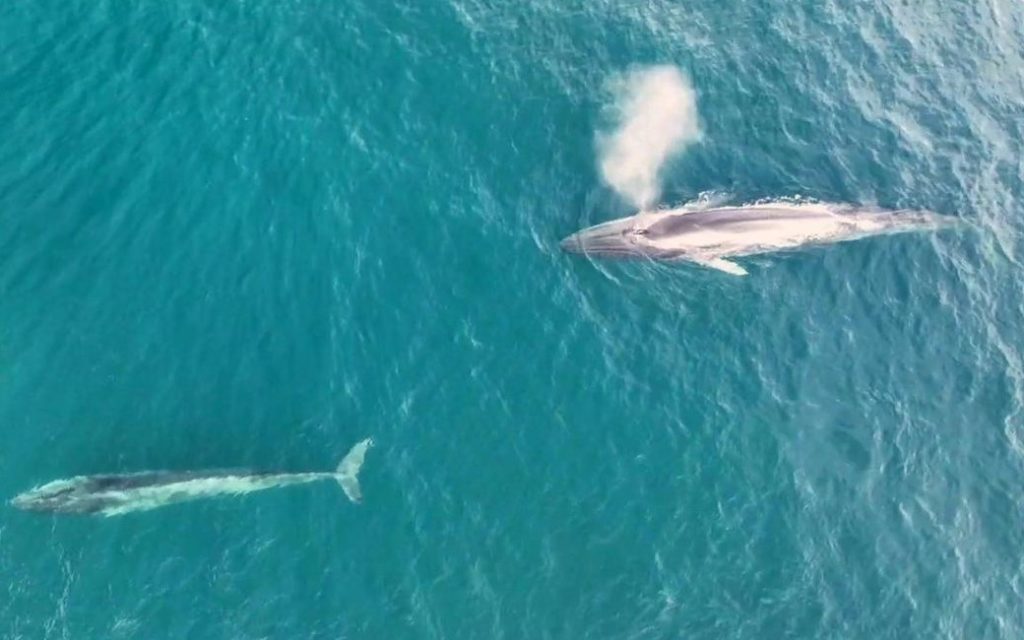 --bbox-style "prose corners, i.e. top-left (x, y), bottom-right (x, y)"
top-left (10, 438), bottom-right (373, 516)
